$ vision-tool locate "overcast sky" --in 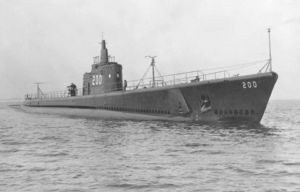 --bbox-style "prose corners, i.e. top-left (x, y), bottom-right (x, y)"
top-left (1, 0), bottom-right (300, 99)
